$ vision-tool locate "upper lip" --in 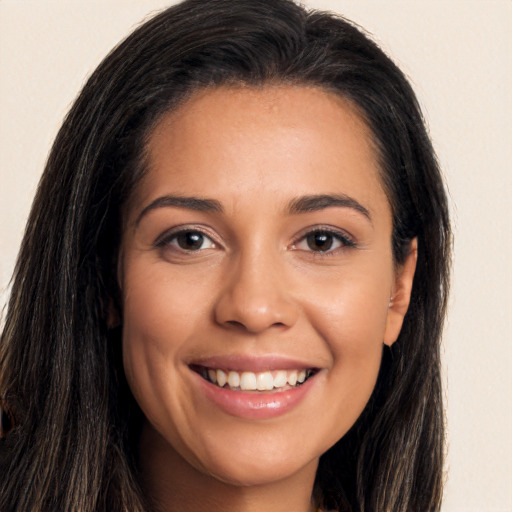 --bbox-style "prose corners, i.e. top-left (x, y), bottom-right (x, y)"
top-left (187, 354), bottom-right (317, 372)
